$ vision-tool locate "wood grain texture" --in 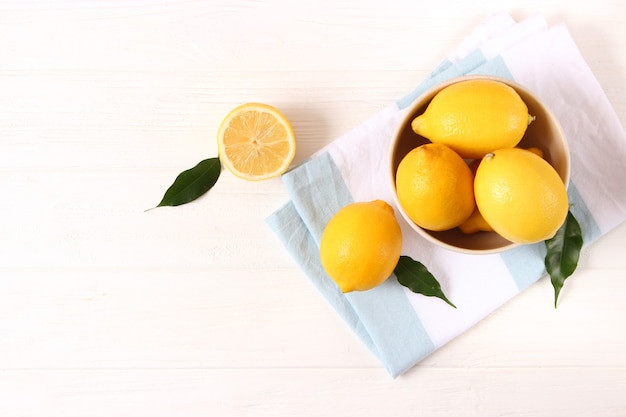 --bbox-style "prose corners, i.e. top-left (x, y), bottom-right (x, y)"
top-left (1, 368), bottom-right (625, 416)
top-left (1, 0), bottom-right (625, 415)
